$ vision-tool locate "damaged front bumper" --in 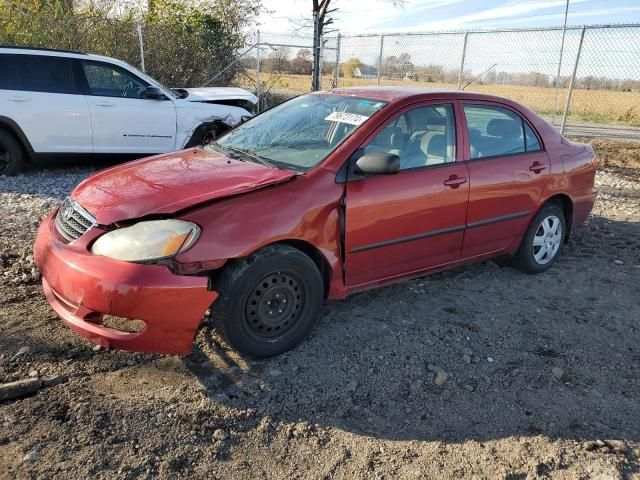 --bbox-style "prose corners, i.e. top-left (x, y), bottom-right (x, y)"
top-left (34, 212), bottom-right (218, 355)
